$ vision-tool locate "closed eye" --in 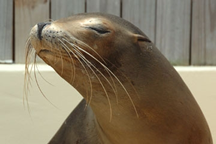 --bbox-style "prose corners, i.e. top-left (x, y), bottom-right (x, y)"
top-left (87, 26), bottom-right (110, 34)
